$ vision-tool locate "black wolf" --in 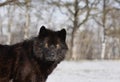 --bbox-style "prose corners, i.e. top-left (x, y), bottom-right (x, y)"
top-left (0, 26), bottom-right (68, 82)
